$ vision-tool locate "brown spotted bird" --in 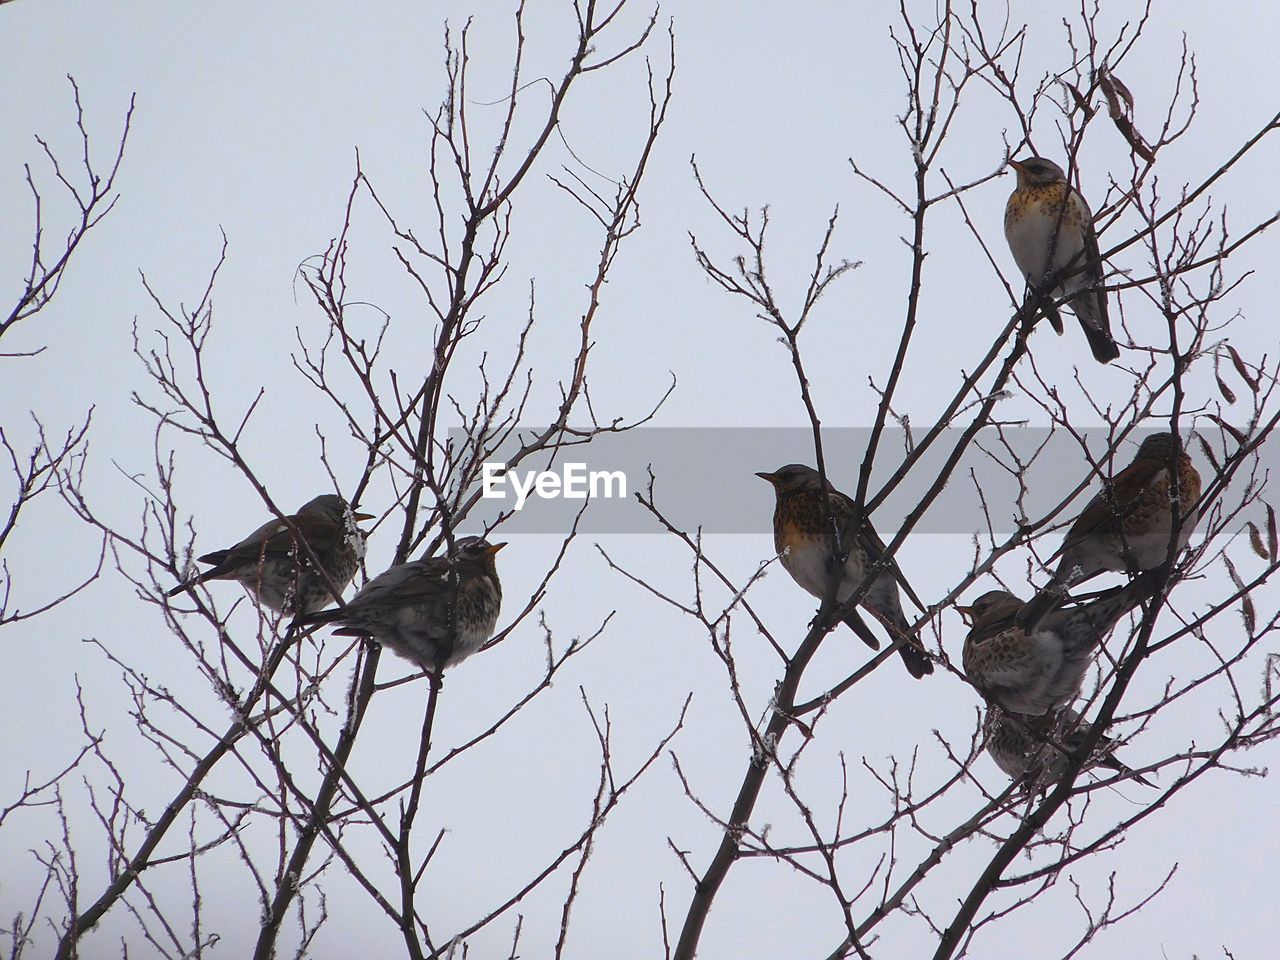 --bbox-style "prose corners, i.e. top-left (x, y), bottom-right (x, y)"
top-left (1005, 156), bottom-right (1119, 363)
top-left (168, 493), bottom-right (371, 616)
top-left (983, 703), bottom-right (1152, 788)
top-left (959, 581), bottom-right (1153, 718)
top-left (1017, 432), bottom-right (1201, 632)
top-left (299, 536), bottom-right (504, 673)
top-left (757, 464), bottom-right (933, 678)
